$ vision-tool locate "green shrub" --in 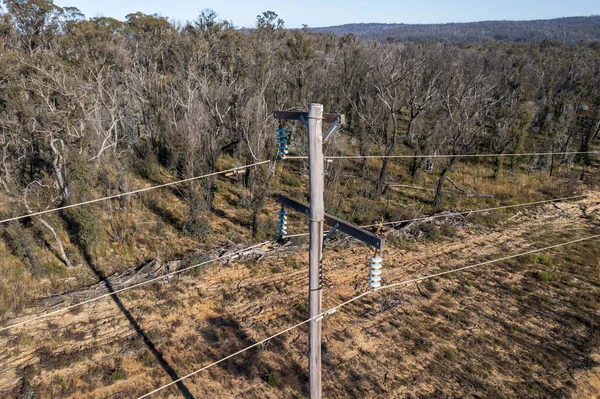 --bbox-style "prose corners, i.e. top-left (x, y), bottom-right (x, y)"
top-left (282, 171), bottom-right (303, 188)
top-left (534, 271), bottom-right (560, 282)
top-left (470, 212), bottom-right (503, 228)
top-left (439, 222), bottom-right (457, 238)
top-left (531, 255), bottom-right (552, 266)
top-left (184, 212), bottom-right (212, 238)
top-left (110, 369), bottom-right (125, 383)
top-left (64, 154), bottom-right (101, 254)
top-left (135, 150), bottom-right (161, 181)
top-left (42, 261), bottom-right (69, 278)
top-left (267, 371), bottom-right (281, 387)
